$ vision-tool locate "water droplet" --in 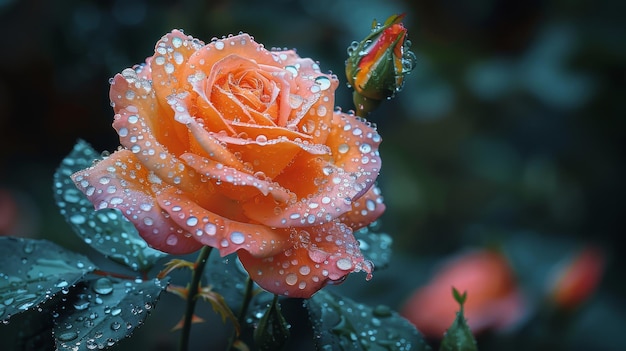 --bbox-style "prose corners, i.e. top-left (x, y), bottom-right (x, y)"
top-left (204, 223), bottom-right (217, 235)
top-left (315, 76), bottom-right (331, 90)
top-left (57, 331), bottom-right (78, 342)
top-left (230, 231), bottom-right (245, 244)
top-left (186, 216), bottom-right (198, 226)
top-left (336, 258), bottom-right (353, 271)
top-left (285, 273), bottom-right (298, 286)
top-left (92, 278), bottom-right (114, 295)
top-left (23, 242), bottom-right (35, 254)
top-left (70, 214), bottom-right (86, 225)
top-left (110, 321), bottom-right (121, 331)
top-left (255, 134), bottom-right (268, 145)
top-left (73, 299), bottom-right (90, 311)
